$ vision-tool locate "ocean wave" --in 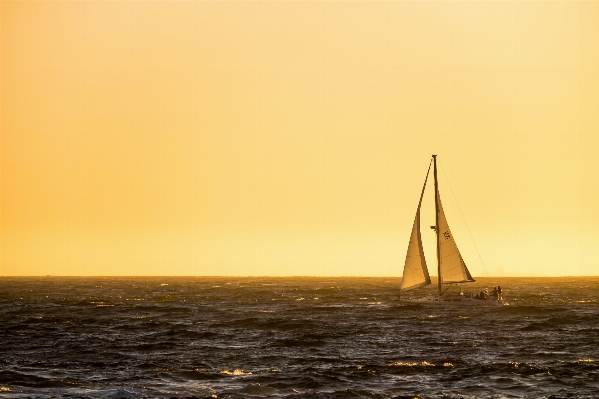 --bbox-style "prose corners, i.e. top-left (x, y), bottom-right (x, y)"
top-left (0, 370), bottom-right (76, 388)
